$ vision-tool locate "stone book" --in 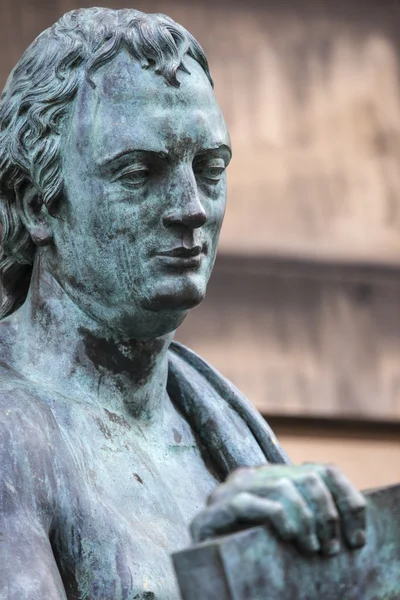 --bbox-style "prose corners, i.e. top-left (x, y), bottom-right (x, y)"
top-left (173, 484), bottom-right (400, 600)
